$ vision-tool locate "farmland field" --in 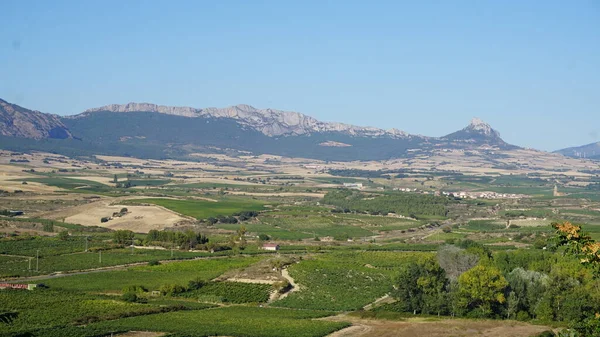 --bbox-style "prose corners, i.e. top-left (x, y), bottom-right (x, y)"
top-left (88, 307), bottom-right (349, 337)
top-left (122, 197), bottom-right (266, 219)
top-left (42, 256), bottom-right (264, 292)
top-left (2, 150), bottom-right (600, 337)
